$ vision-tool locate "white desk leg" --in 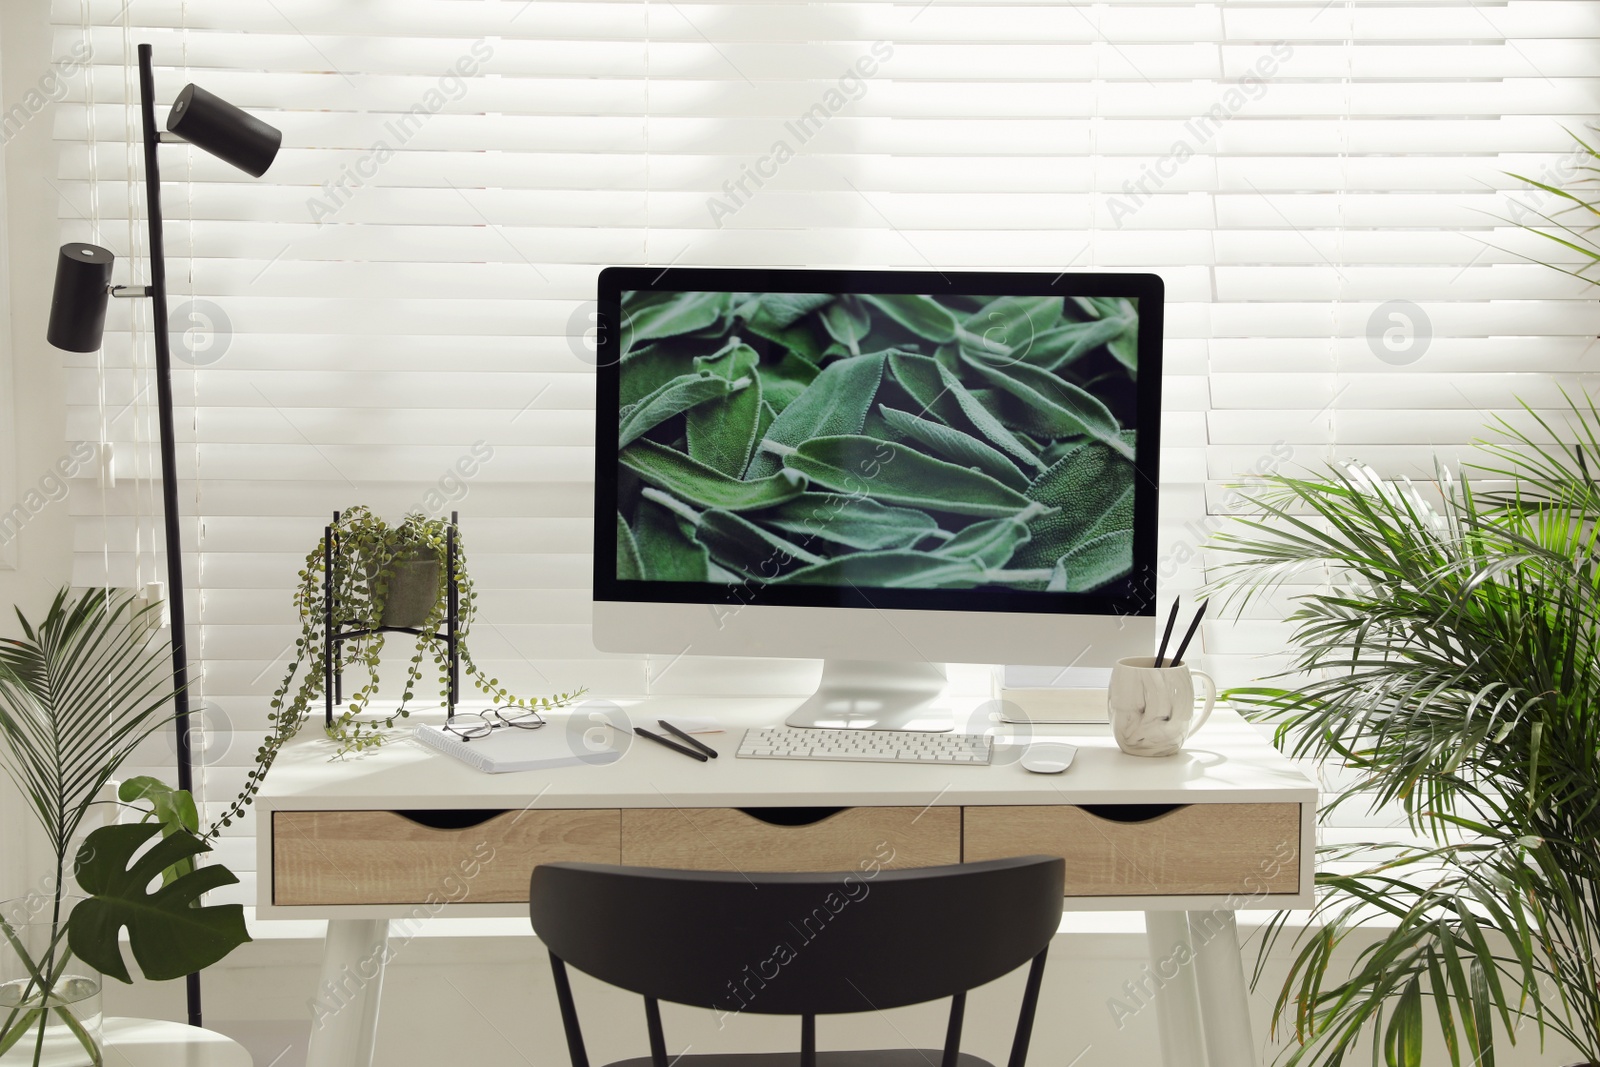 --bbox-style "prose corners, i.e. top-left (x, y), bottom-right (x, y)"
top-left (1144, 911), bottom-right (1206, 1067)
top-left (305, 918), bottom-right (390, 1067)
top-left (1188, 909), bottom-right (1256, 1067)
